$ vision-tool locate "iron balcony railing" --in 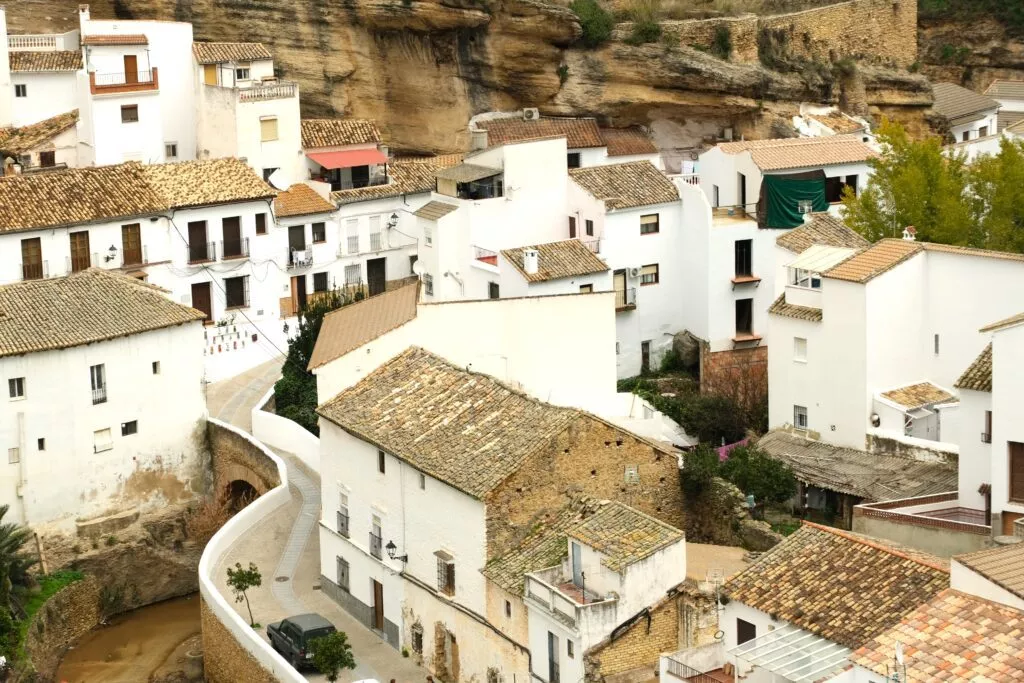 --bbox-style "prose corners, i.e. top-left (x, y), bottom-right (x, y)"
top-left (288, 247), bottom-right (313, 268)
top-left (982, 432), bottom-right (992, 444)
top-left (337, 511), bottom-right (349, 538)
top-left (91, 386), bottom-right (107, 405)
top-left (369, 532), bottom-right (383, 560)
top-left (93, 69), bottom-right (156, 86)
top-left (346, 235), bottom-right (359, 254)
top-left (549, 661), bottom-right (560, 683)
top-left (580, 238), bottom-right (600, 254)
top-left (188, 241), bottom-right (216, 264)
top-left (664, 657), bottom-right (722, 683)
top-left (615, 287), bottom-right (637, 310)
top-left (67, 252), bottom-right (97, 274)
top-left (369, 233), bottom-right (382, 252)
top-left (221, 237), bottom-right (250, 260)
top-left (21, 261), bottom-right (47, 281)
top-left (121, 245), bottom-right (148, 267)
